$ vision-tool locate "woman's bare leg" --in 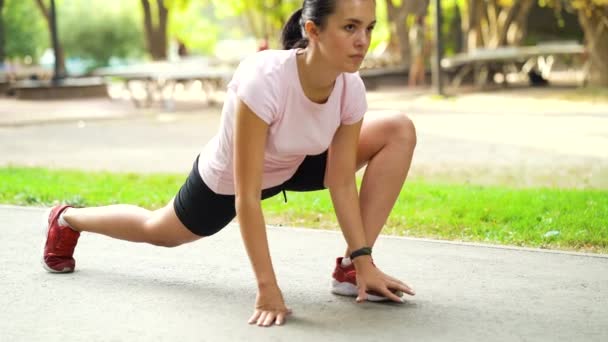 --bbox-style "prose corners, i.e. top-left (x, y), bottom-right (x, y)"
top-left (345, 113), bottom-right (417, 255)
top-left (62, 198), bottom-right (201, 247)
